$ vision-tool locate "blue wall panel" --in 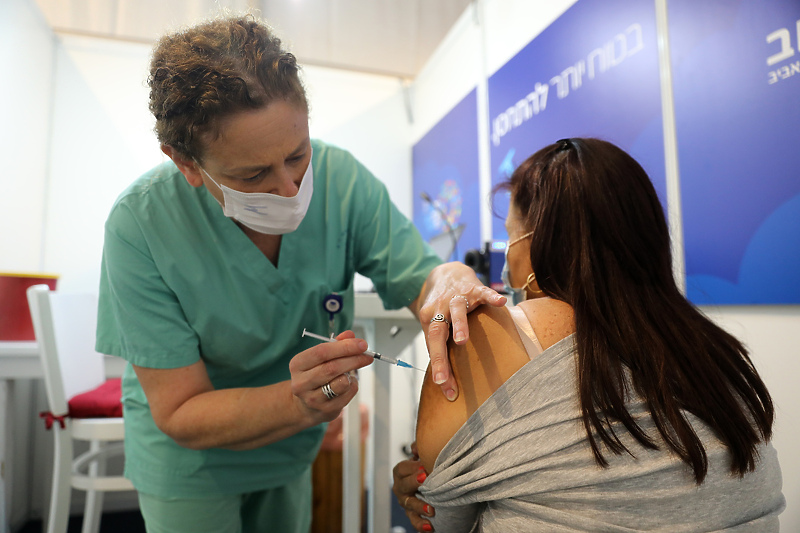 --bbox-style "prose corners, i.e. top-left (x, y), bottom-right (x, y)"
top-left (670, 0), bottom-right (800, 304)
top-left (487, 0), bottom-right (666, 241)
top-left (412, 89), bottom-right (481, 262)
